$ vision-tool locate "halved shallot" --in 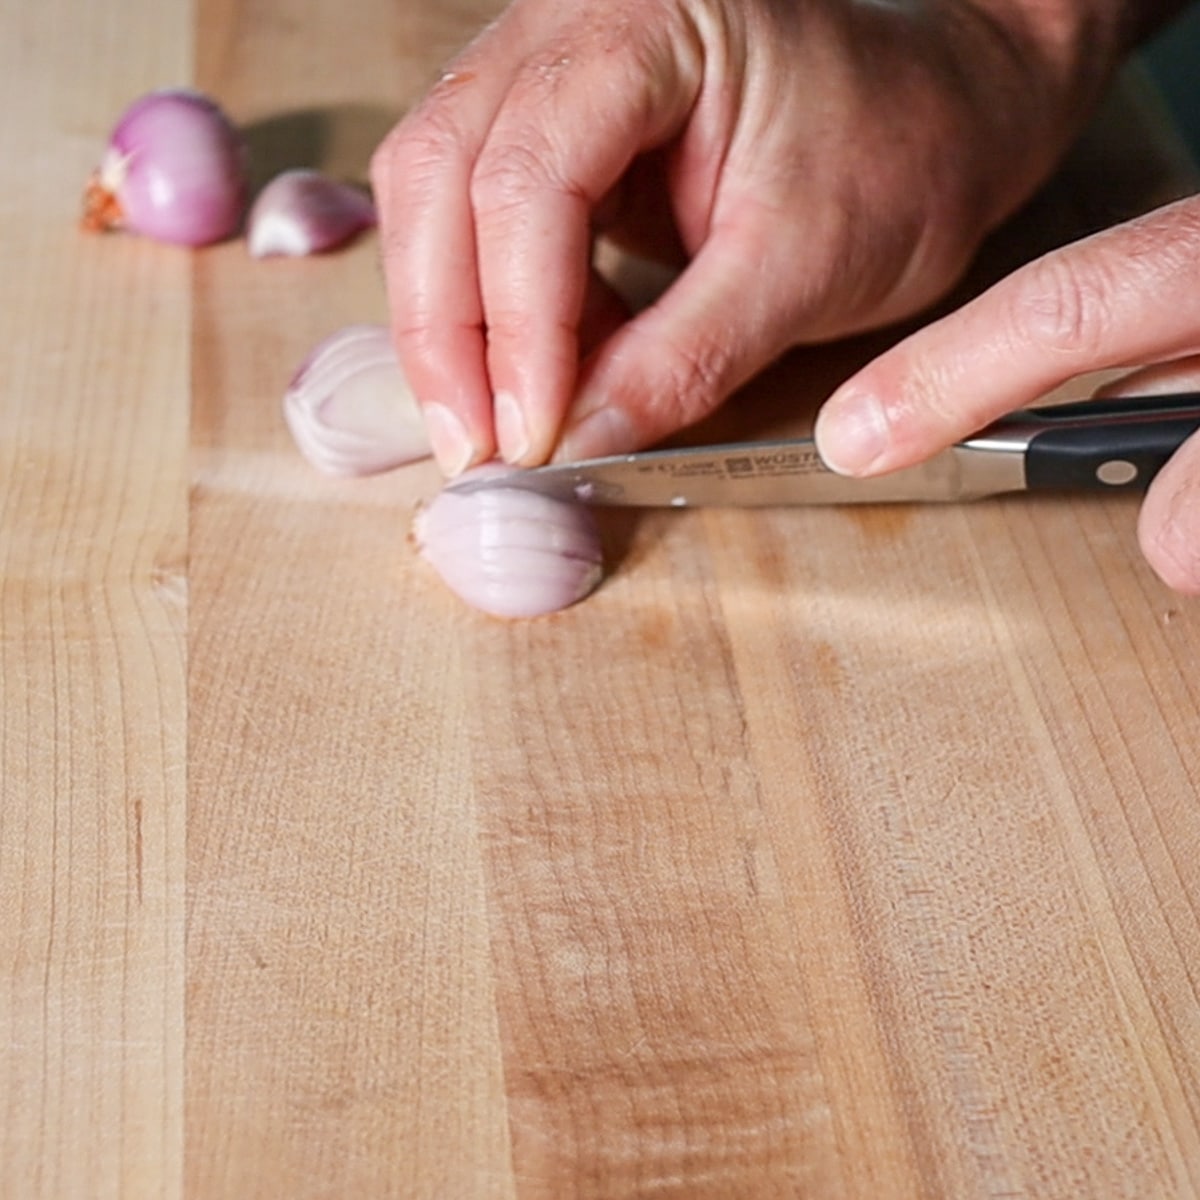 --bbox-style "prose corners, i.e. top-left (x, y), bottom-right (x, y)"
top-left (284, 324), bottom-right (430, 475)
top-left (247, 169), bottom-right (376, 258)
